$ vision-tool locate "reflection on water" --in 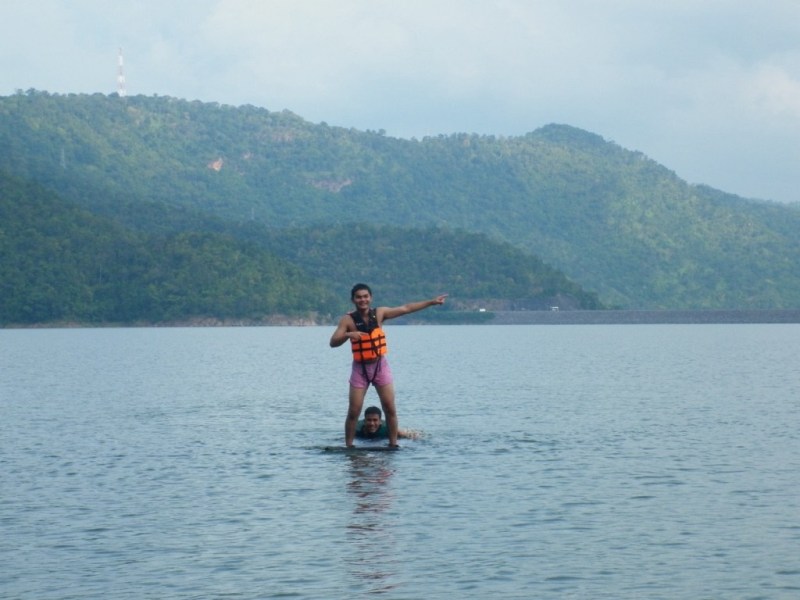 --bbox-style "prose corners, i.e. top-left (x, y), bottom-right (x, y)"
top-left (345, 453), bottom-right (397, 595)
